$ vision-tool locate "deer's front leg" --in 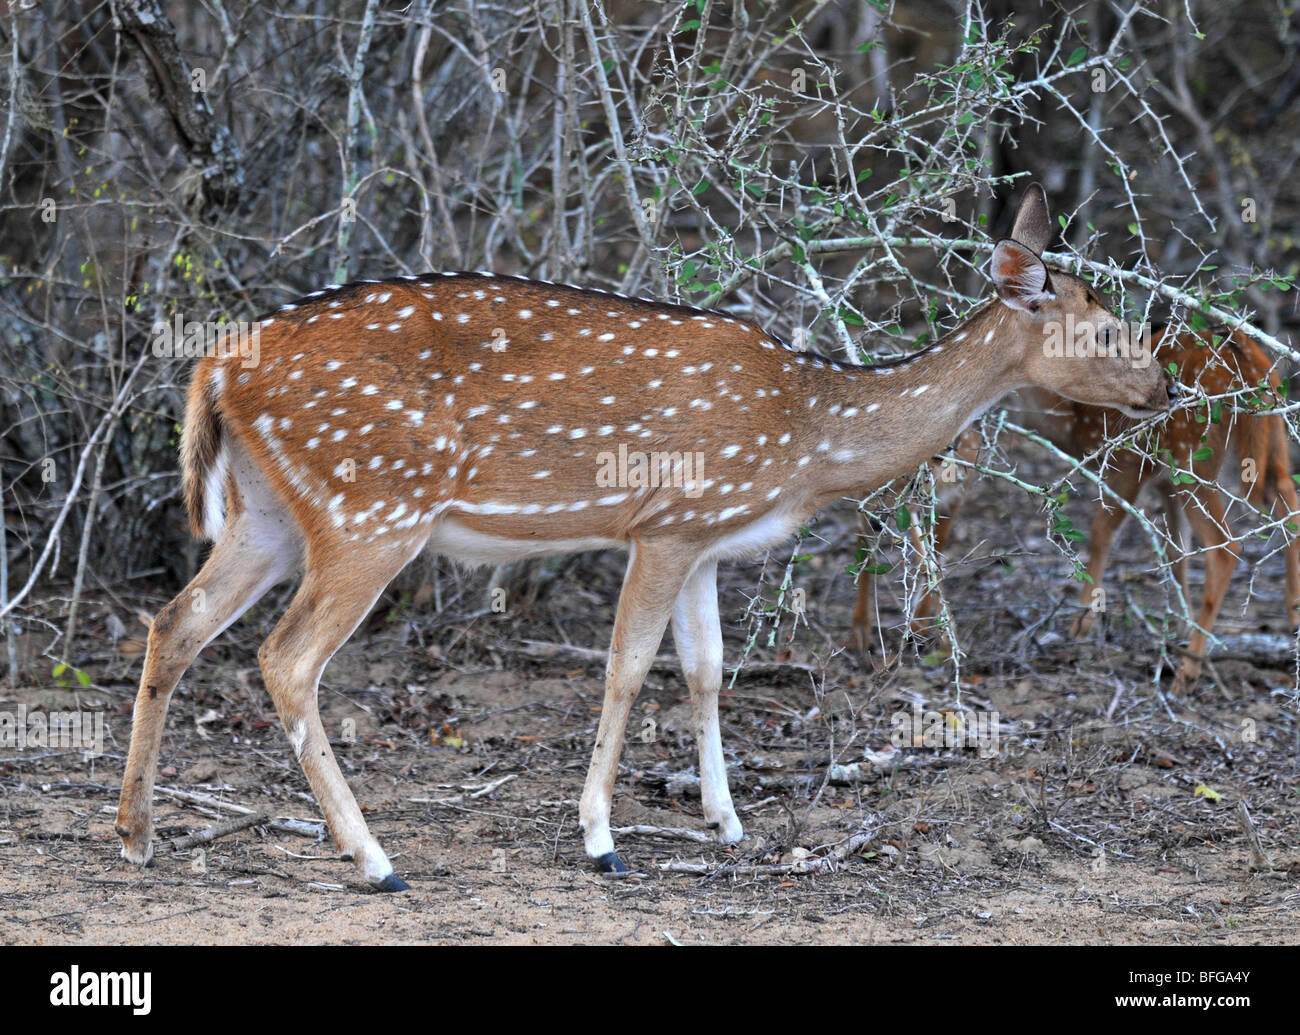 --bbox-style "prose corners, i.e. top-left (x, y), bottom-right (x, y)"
top-left (580, 540), bottom-right (694, 872)
top-left (671, 559), bottom-right (742, 844)
top-left (1070, 463), bottom-right (1142, 638)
